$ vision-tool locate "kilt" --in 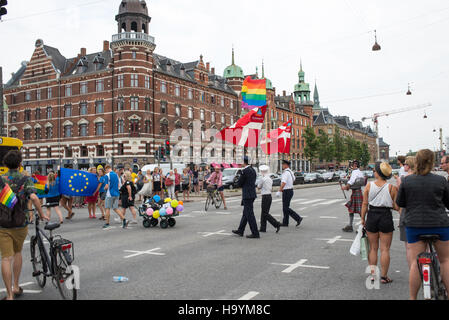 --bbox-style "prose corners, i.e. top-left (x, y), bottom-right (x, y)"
top-left (345, 189), bottom-right (363, 214)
